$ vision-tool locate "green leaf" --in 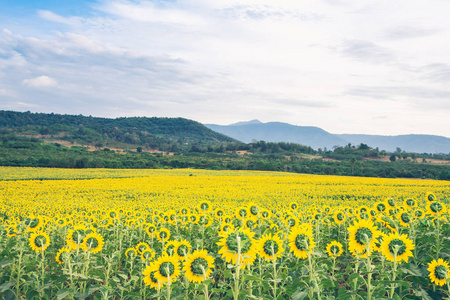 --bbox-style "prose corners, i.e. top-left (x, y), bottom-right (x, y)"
top-left (291, 288), bottom-right (308, 300)
top-left (0, 281), bottom-right (15, 292)
top-left (56, 289), bottom-right (72, 300)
